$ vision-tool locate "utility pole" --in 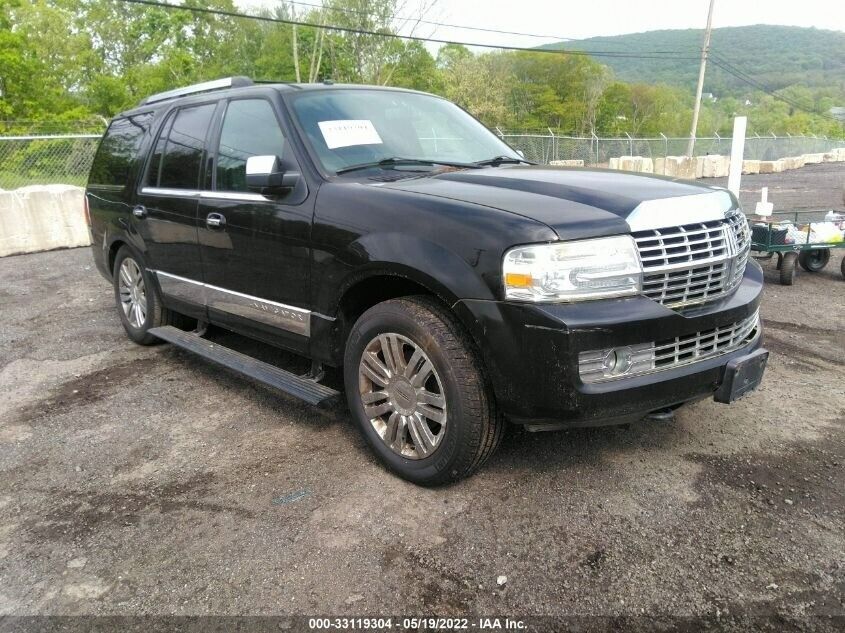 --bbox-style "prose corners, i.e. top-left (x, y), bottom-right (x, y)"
top-left (687, 0), bottom-right (715, 157)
